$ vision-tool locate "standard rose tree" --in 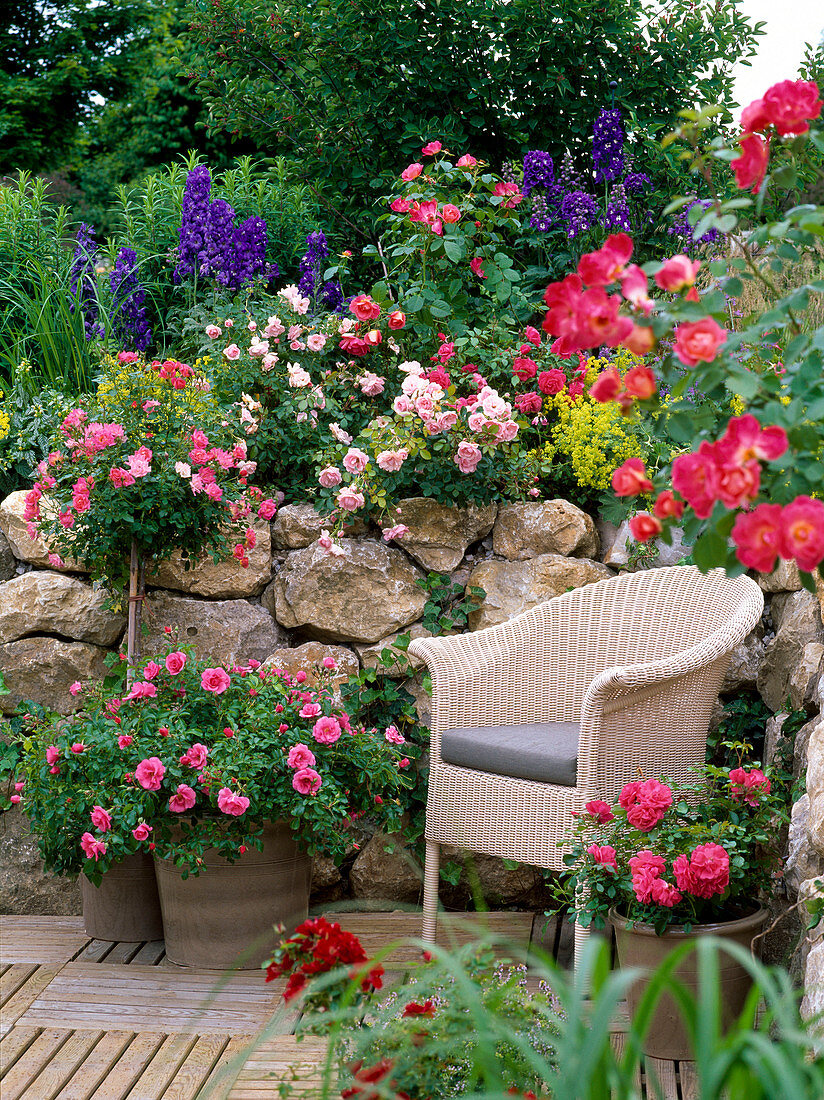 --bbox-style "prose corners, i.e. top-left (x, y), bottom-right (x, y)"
top-left (15, 647), bottom-right (416, 884)
top-left (24, 353), bottom-right (278, 674)
top-left (538, 78), bottom-right (824, 586)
